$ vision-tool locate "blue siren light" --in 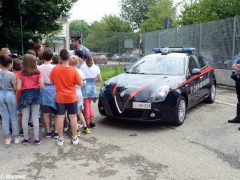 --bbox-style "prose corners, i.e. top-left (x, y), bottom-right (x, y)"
top-left (153, 47), bottom-right (196, 54)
